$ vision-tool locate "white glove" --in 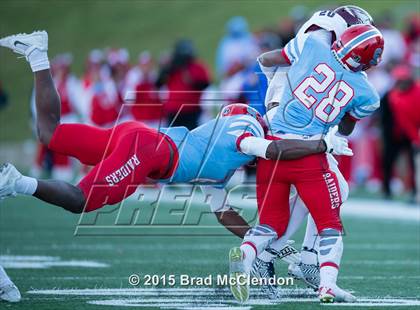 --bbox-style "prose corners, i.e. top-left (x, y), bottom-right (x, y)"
top-left (323, 126), bottom-right (353, 156)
